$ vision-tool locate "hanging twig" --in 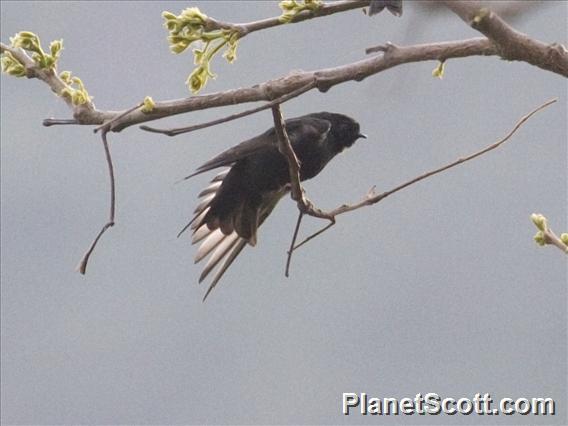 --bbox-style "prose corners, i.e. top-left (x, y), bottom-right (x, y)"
top-left (76, 129), bottom-right (116, 274)
top-left (285, 211), bottom-right (304, 277)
